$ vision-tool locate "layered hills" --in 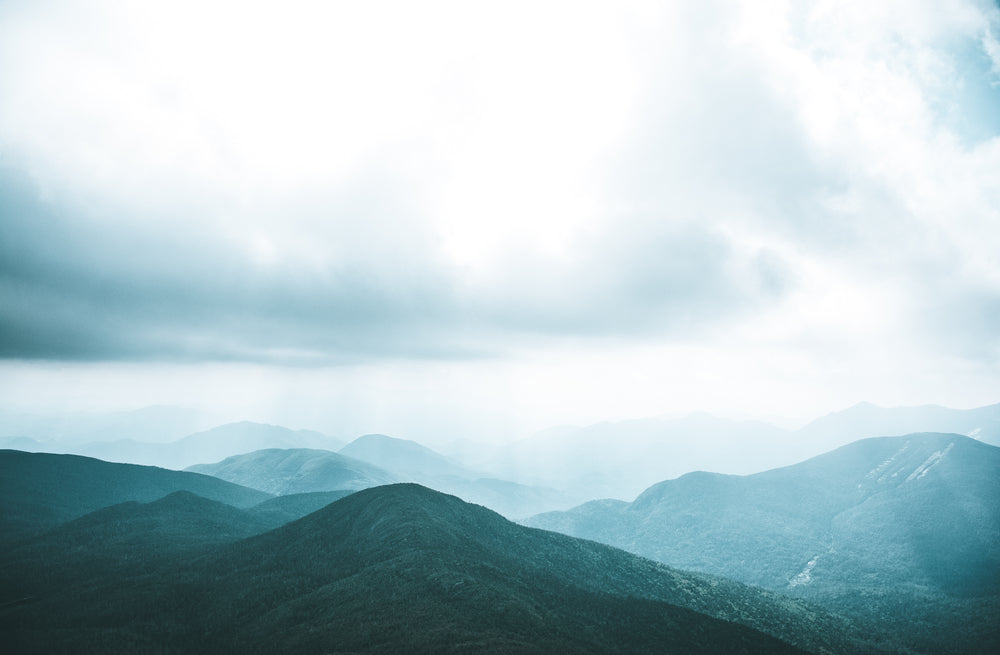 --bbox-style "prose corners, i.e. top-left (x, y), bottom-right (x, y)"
top-left (78, 421), bottom-right (345, 470)
top-left (525, 432), bottom-right (1000, 653)
top-left (1, 482), bottom-right (873, 654)
top-left (186, 447), bottom-right (399, 494)
top-left (187, 435), bottom-right (571, 519)
top-left (0, 449), bottom-right (270, 545)
top-left (485, 403), bottom-right (1000, 500)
